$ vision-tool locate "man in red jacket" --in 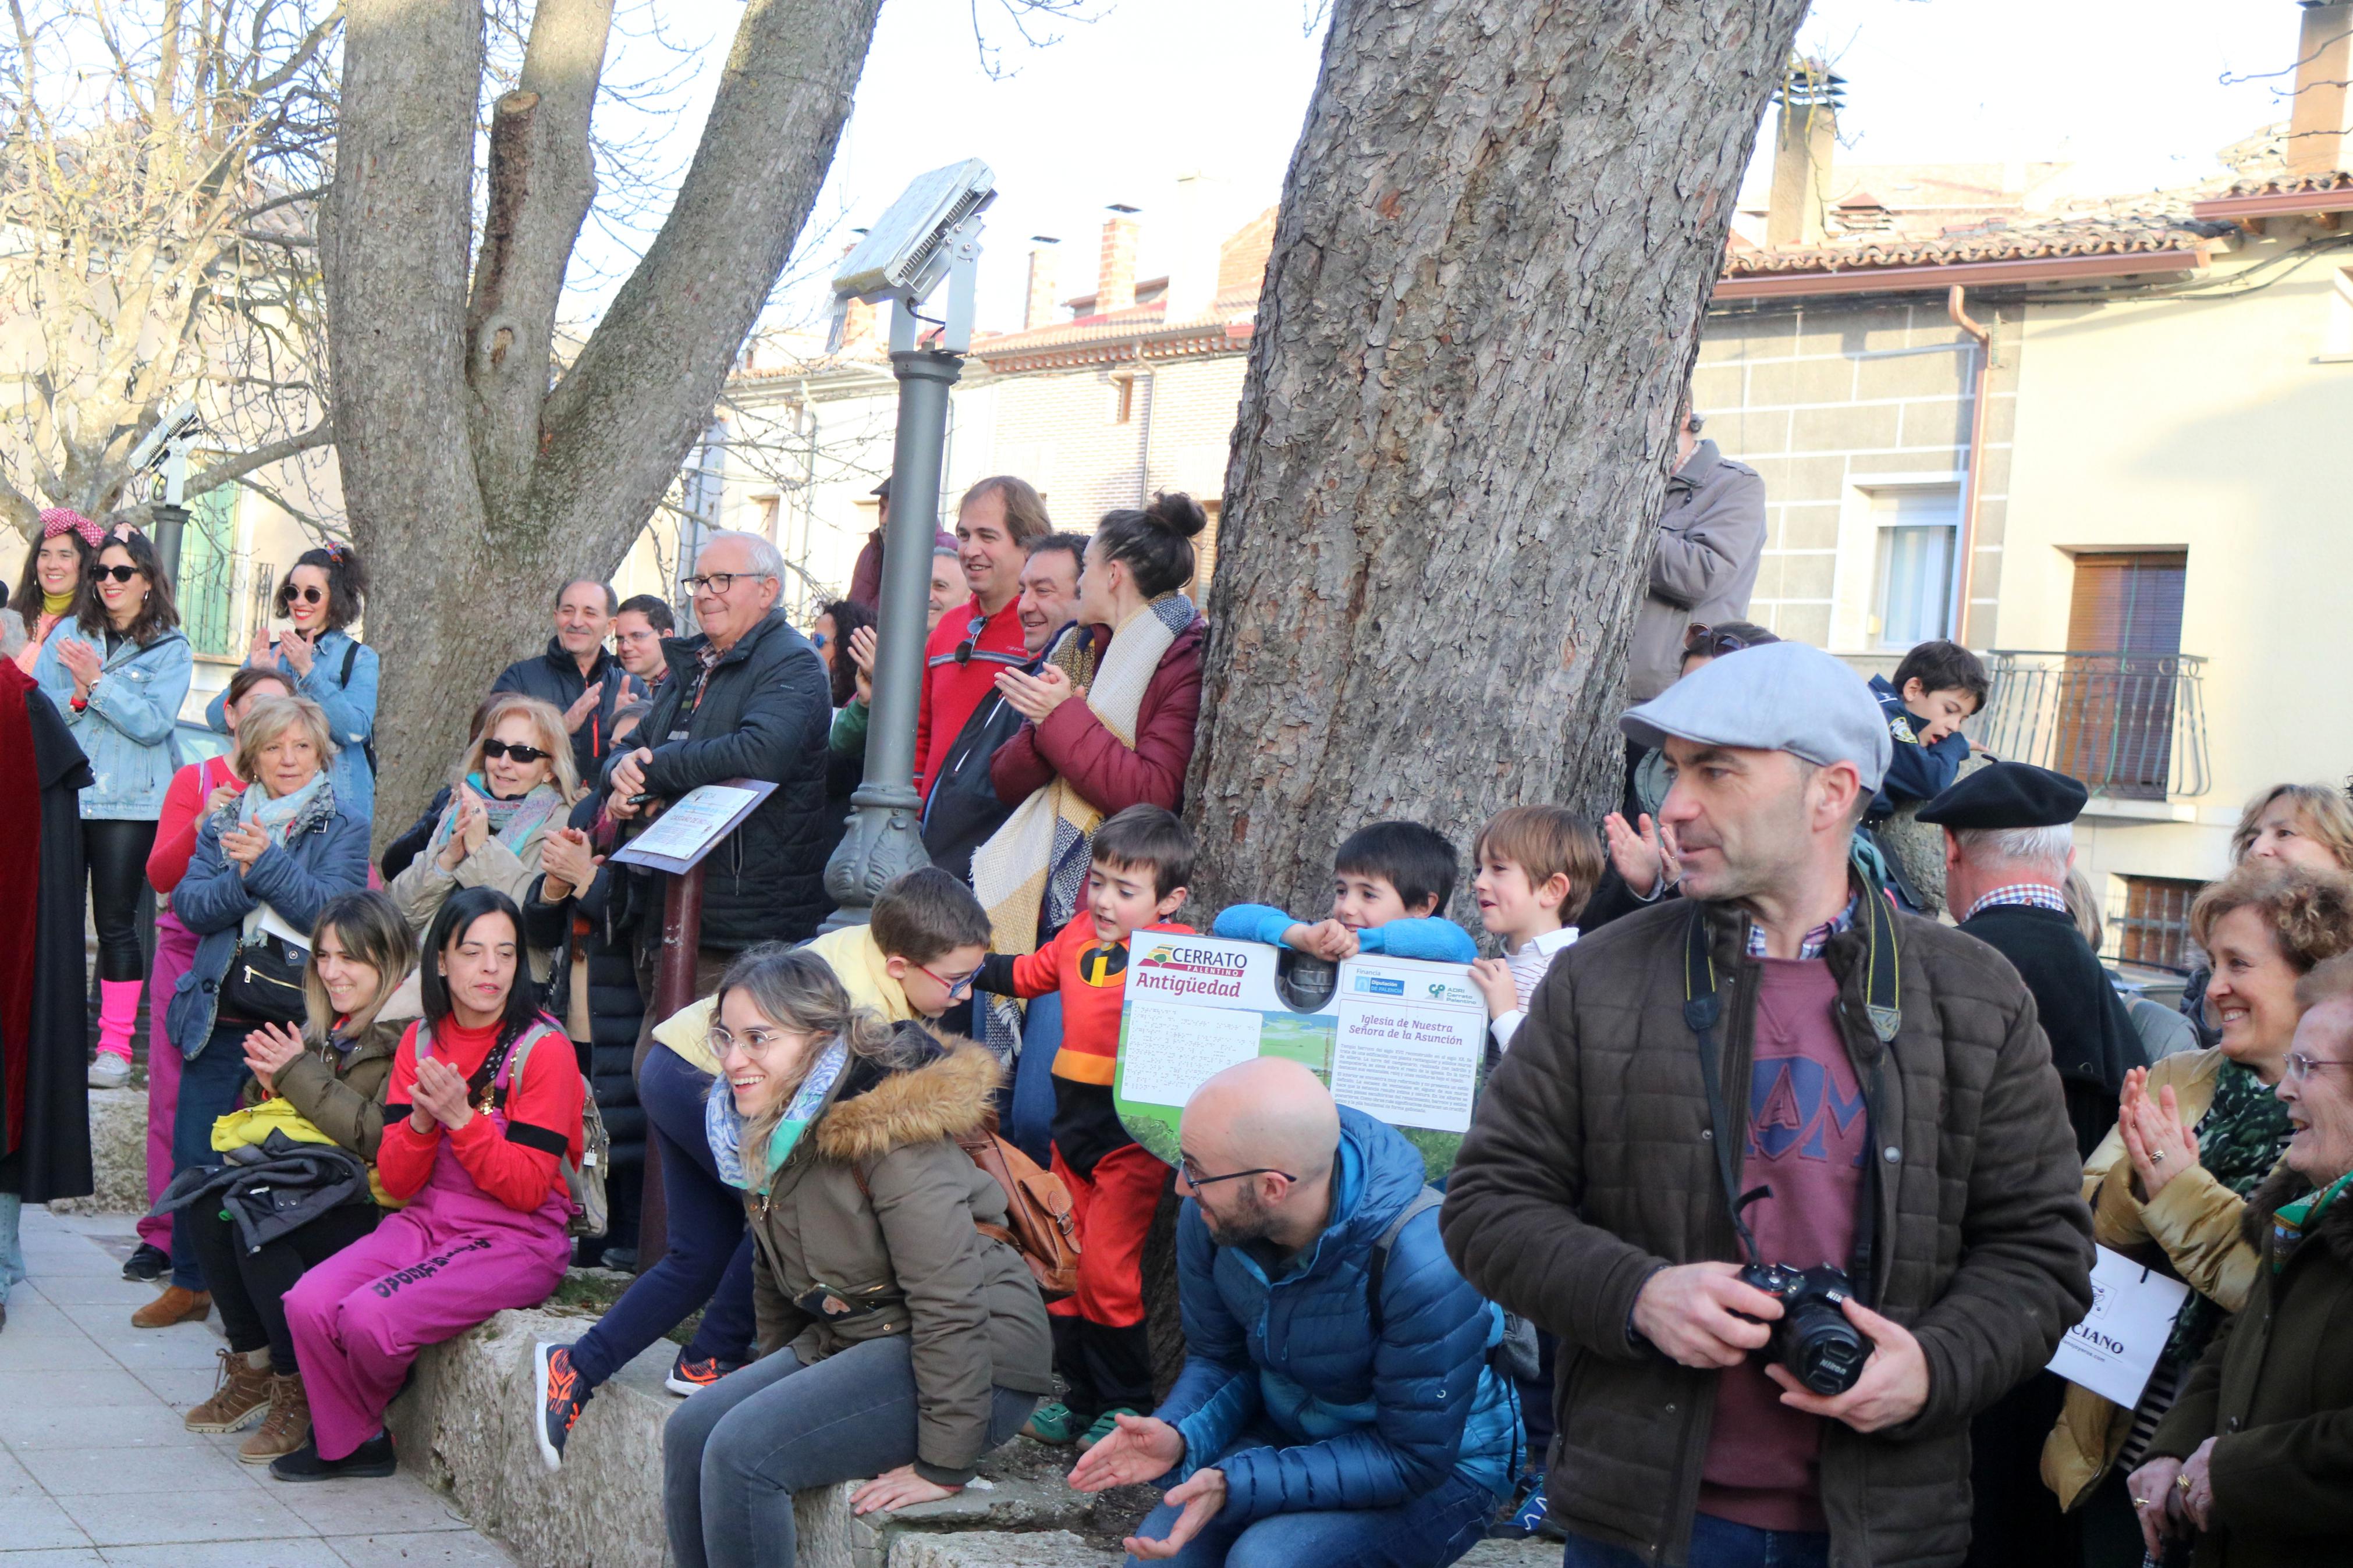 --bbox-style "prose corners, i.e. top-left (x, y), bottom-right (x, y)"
top-left (914, 475), bottom-right (1050, 800)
